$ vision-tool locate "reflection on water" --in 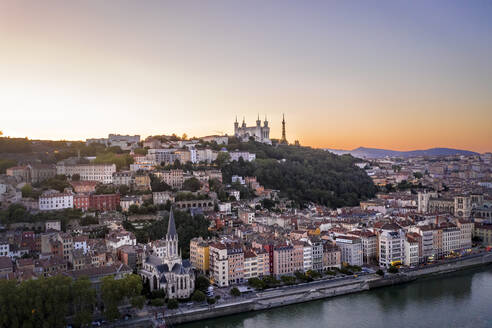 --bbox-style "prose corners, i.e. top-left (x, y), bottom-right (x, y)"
top-left (180, 266), bottom-right (492, 328)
